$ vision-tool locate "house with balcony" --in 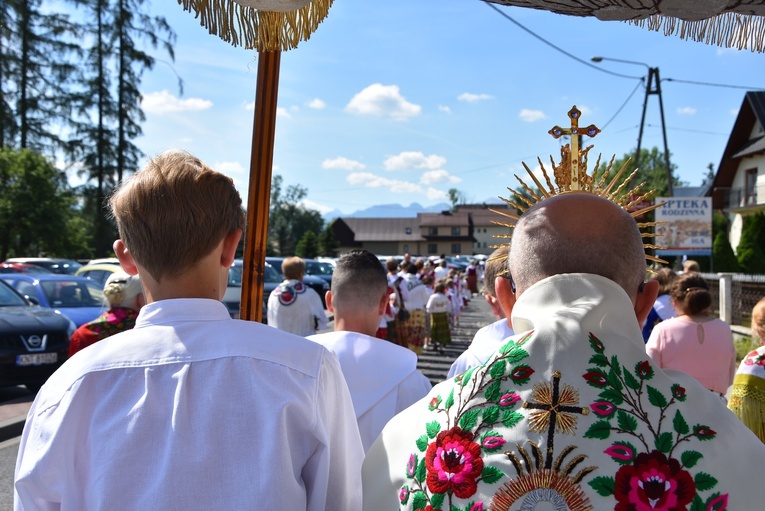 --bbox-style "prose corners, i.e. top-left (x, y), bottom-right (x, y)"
top-left (455, 204), bottom-right (515, 255)
top-left (417, 210), bottom-right (474, 256)
top-left (710, 91), bottom-right (765, 249)
top-left (330, 217), bottom-right (422, 255)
